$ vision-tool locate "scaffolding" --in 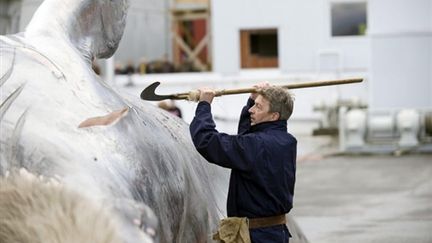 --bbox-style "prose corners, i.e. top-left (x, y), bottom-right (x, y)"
top-left (171, 0), bottom-right (211, 71)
